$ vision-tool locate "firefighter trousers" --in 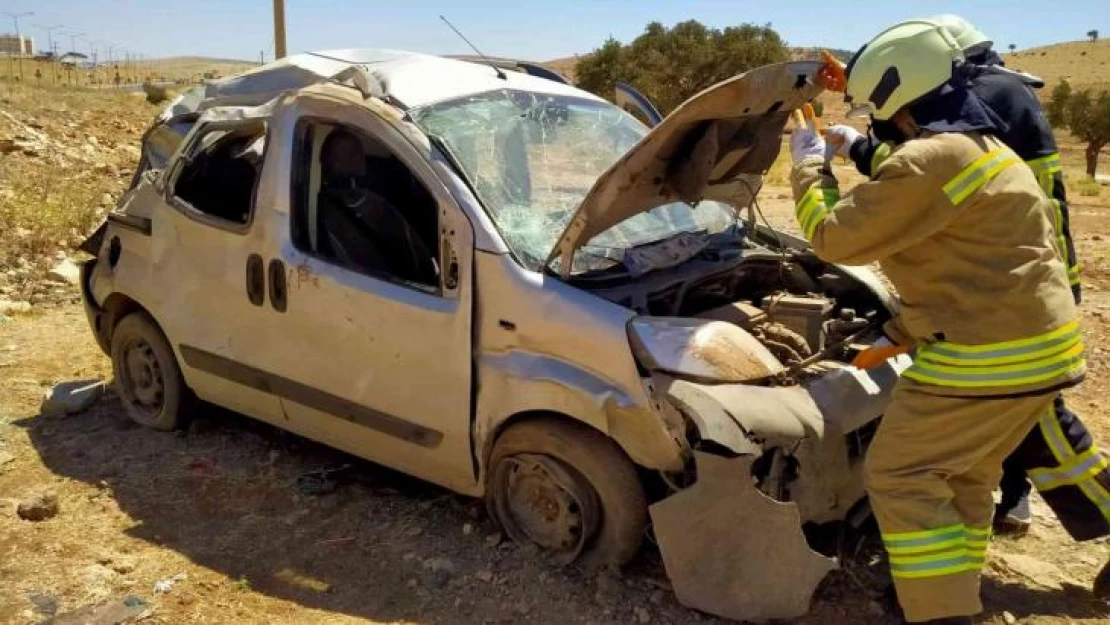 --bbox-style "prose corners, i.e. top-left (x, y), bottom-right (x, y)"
top-left (1000, 394), bottom-right (1110, 540)
top-left (866, 381), bottom-right (1055, 622)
